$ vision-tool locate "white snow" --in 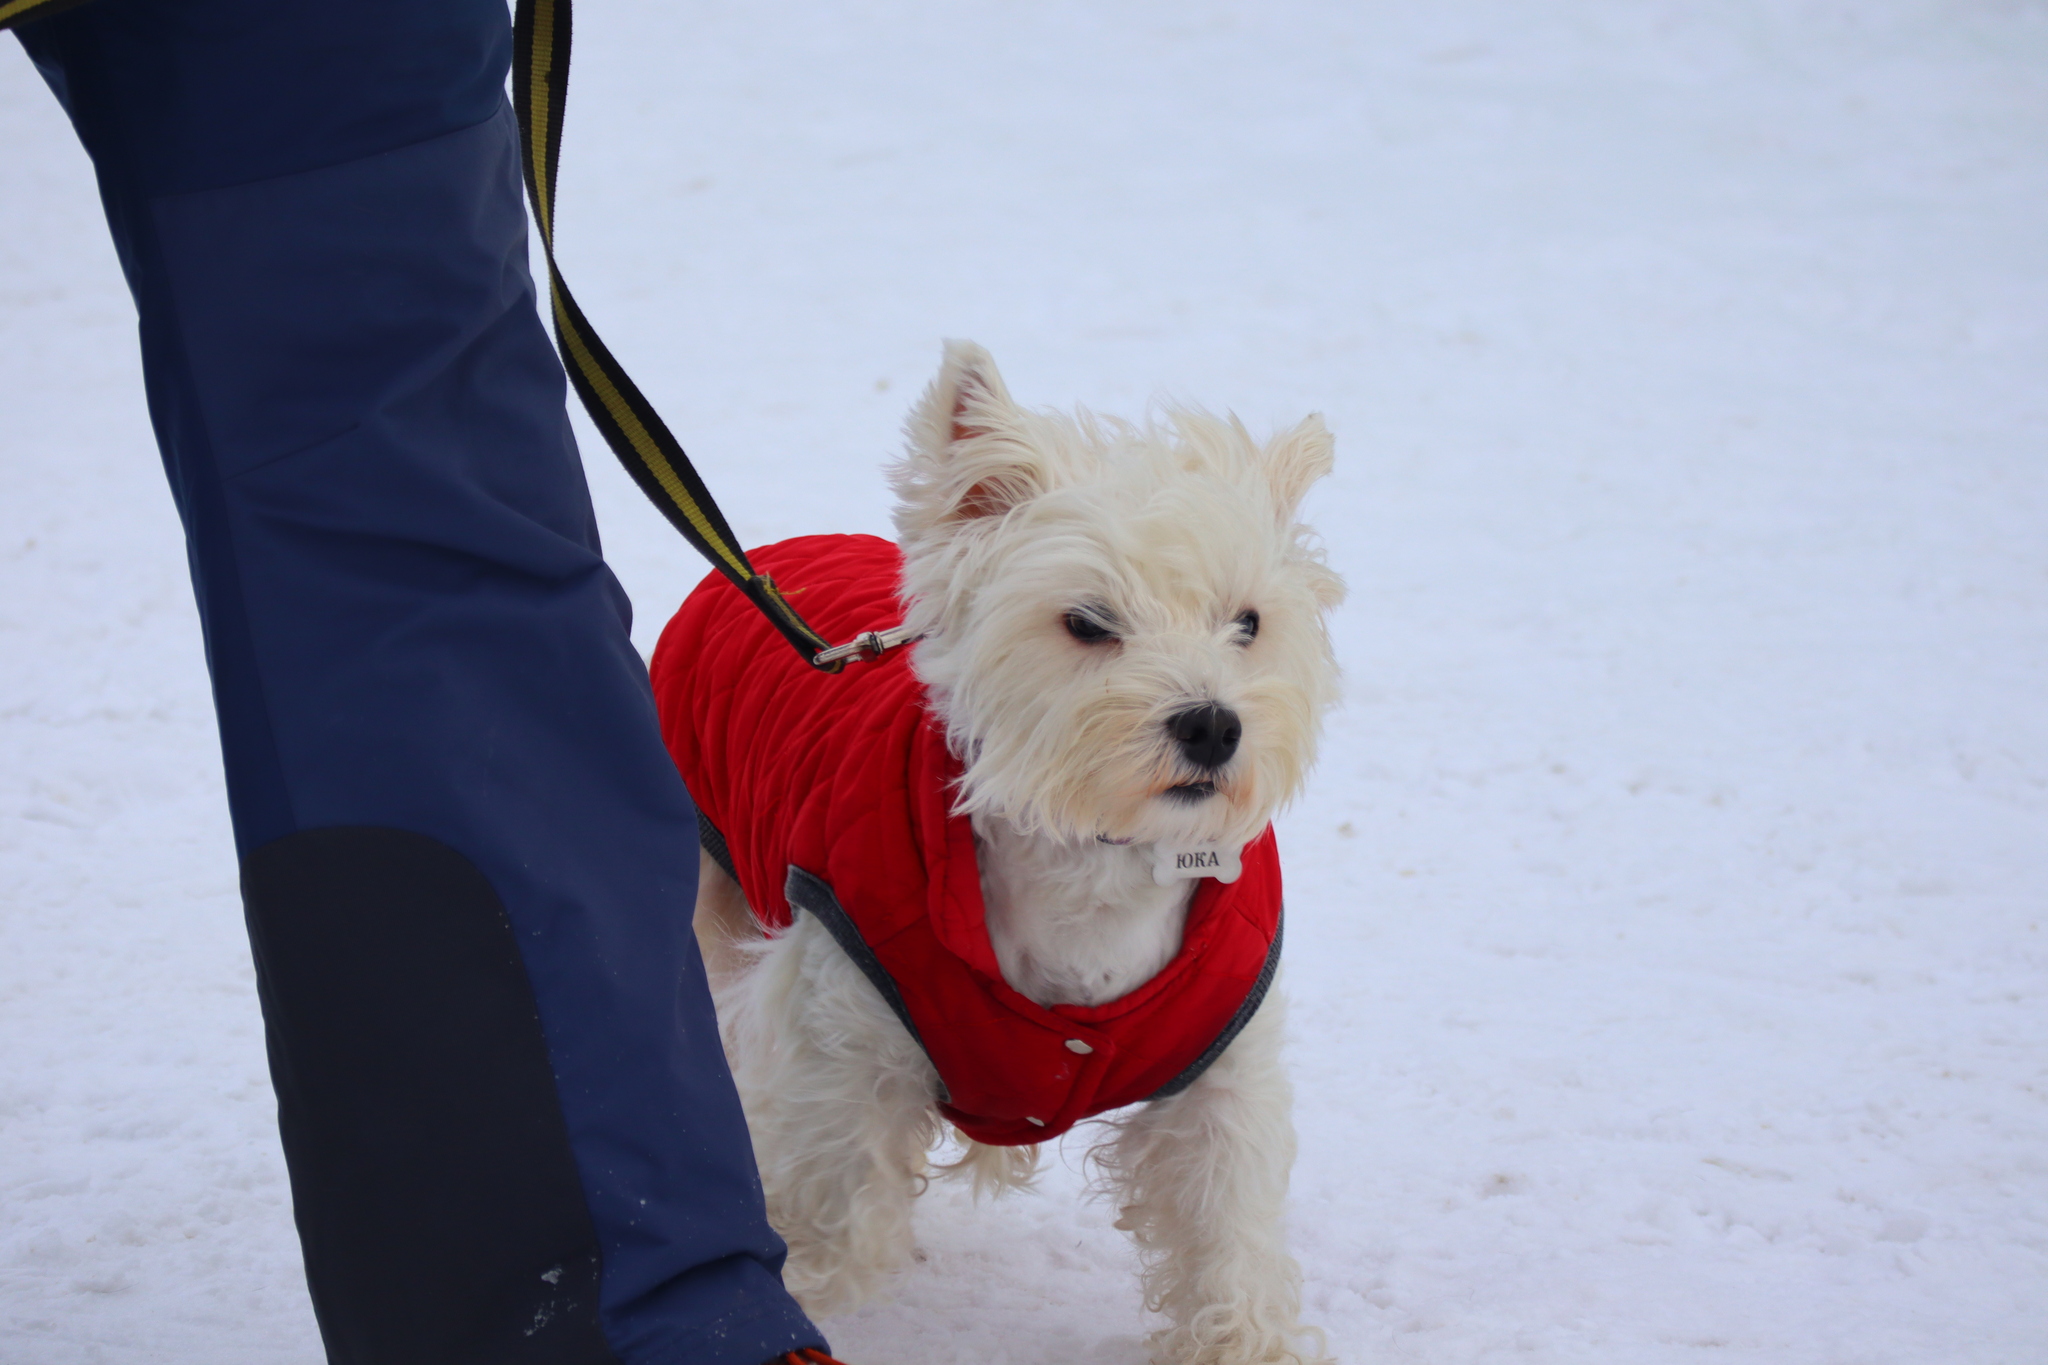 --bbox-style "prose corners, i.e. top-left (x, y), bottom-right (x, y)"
top-left (5, 3), bottom-right (2046, 1361)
